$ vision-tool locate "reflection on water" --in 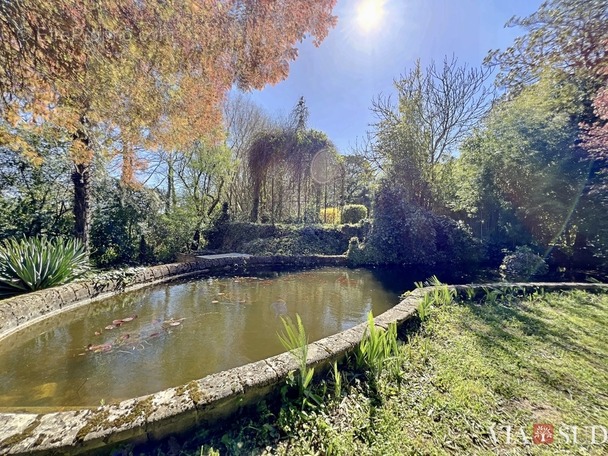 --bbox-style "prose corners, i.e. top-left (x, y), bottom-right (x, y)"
top-left (0, 267), bottom-right (401, 408)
